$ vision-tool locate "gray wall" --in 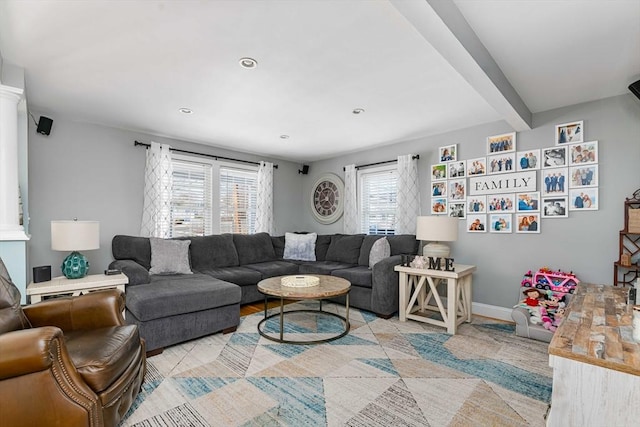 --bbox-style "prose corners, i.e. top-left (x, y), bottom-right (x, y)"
top-left (28, 118), bottom-right (303, 278)
top-left (304, 94), bottom-right (640, 308)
